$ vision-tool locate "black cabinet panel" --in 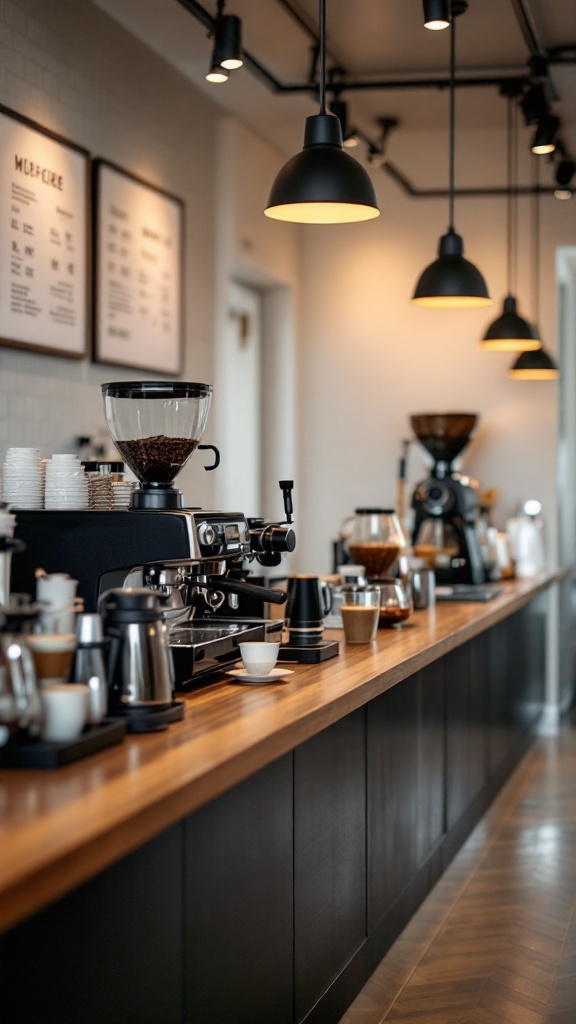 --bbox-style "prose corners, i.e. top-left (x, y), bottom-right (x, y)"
top-left (368, 676), bottom-right (420, 928)
top-left (367, 664), bottom-right (445, 931)
top-left (418, 658), bottom-right (446, 866)
top-left (0, 824), bottom-right (184, 1024)
top-left (446, 639), bottom-right (488, 830)
top-left (294, 709), bottom-right (366, 1022)
top-left (184, 754), bottom-right (293, 1024)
